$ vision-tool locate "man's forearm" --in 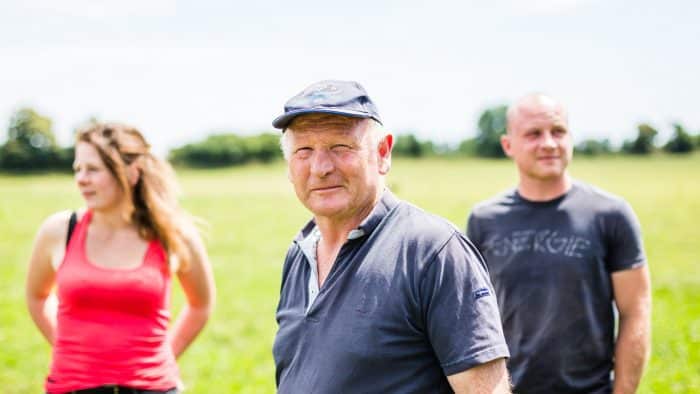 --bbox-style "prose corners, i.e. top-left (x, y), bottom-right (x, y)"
top-left (613, 313), bottom-right (651, 394)
top-left (447, 358), bottom-right (511, 394)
